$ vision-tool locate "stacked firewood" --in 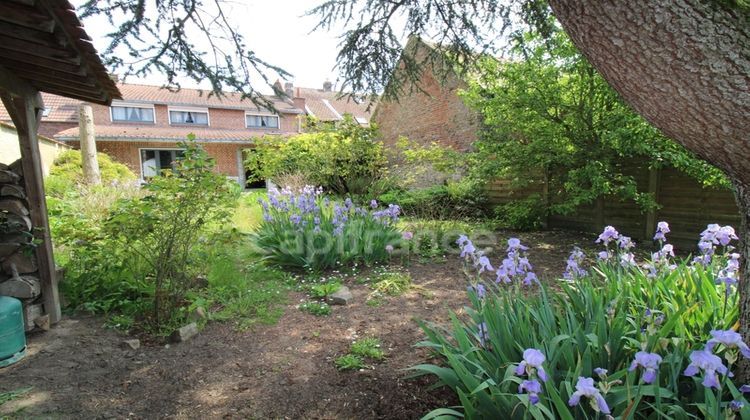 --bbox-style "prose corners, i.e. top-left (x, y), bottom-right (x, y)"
top-left (0, 159), bottom-right (46, 331)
